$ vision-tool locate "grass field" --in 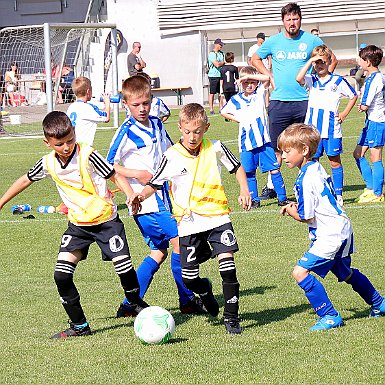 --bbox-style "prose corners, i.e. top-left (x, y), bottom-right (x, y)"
top-left (0, 103), bottom-right (384, 385)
